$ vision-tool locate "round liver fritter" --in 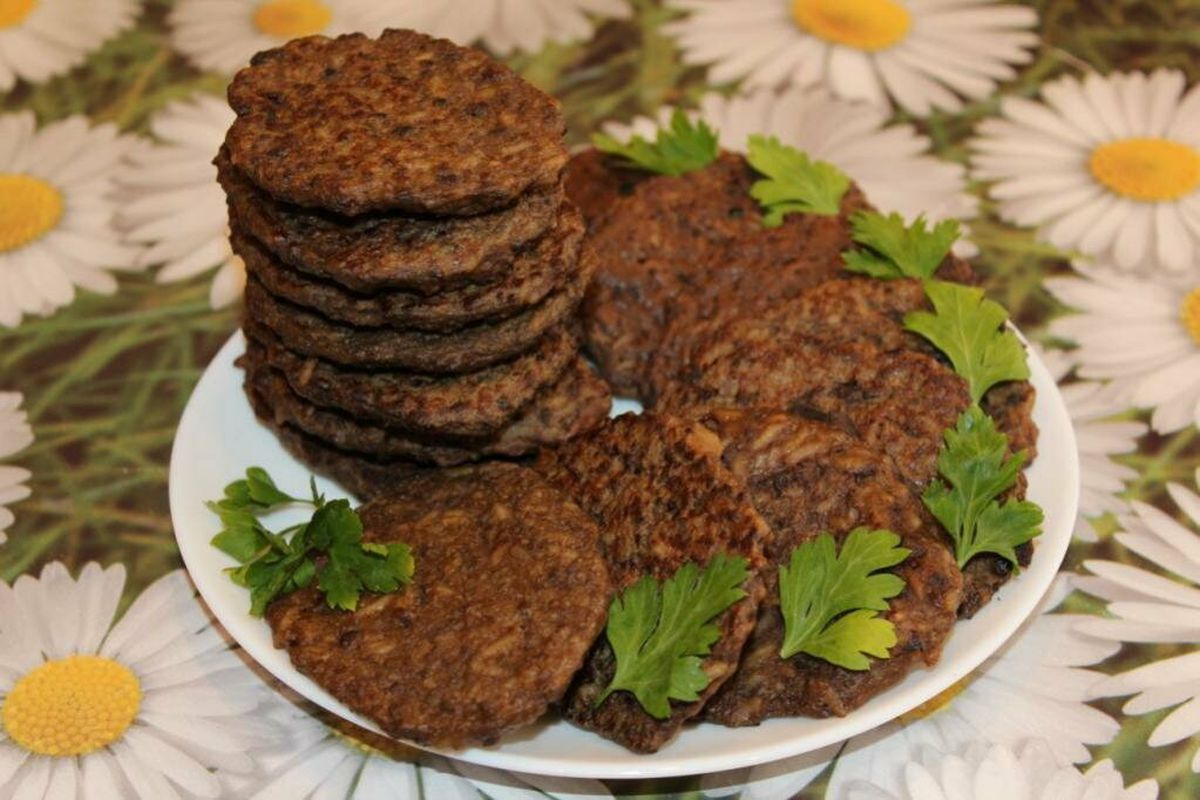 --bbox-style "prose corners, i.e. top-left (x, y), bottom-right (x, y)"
top-left (689, 408), bottom-right (962, 724)
top-left (225, 30), bottom-right (567, 216)
top-left (534, 412), bottom-right (770, 753)
top-left (580, 152), bottom-right (868, 397)
top-left (265, 463), bottom-right (613, 748)
top-left (245, 355), bottom-right (610, 465)
top-left (243, 322), bottom-right (577, 437)
top-left (242, 243), bottom-right (591, 372)
top-left (218, 148), bottom-right (563, 295)
top-left (229, 207), bottom-right (581, 331)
